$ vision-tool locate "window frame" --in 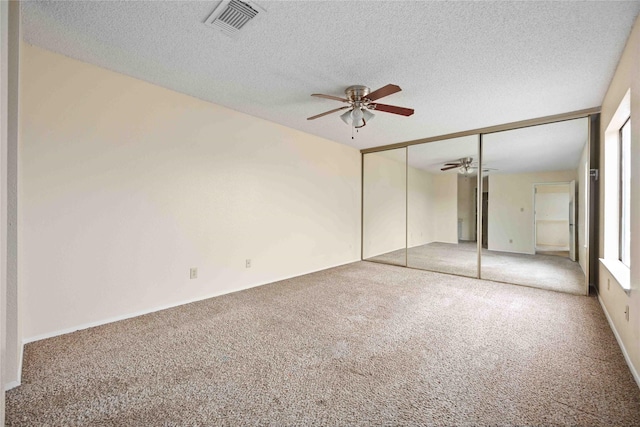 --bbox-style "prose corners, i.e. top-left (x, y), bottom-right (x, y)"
top-left (618, 117), bottom-right (631, 268)
top-left (602, 88), bottom-right (630, 291)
